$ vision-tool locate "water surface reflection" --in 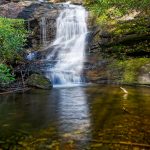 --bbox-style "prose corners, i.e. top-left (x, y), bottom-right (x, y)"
top-left (56, 87), bottom-right (91, 140)
top-left (0, 85), bottom-right (150, 149)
